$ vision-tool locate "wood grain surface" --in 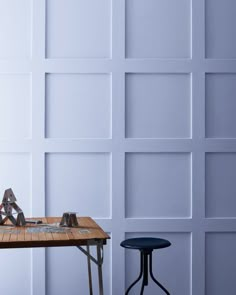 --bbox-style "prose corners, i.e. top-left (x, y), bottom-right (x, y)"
top-left (0, 217), bottom-right (110, 249)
